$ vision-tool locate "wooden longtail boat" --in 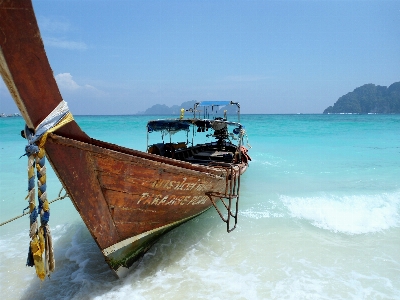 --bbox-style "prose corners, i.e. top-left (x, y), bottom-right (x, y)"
top-left (0, 0), bottom-right (250, 277)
